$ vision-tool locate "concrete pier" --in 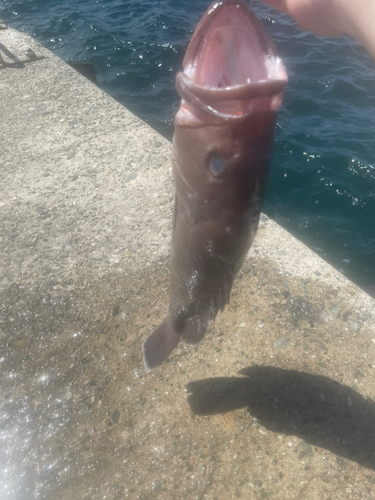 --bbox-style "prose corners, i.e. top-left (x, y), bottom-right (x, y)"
top-left (1, 26), bottom-right (375, 500)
